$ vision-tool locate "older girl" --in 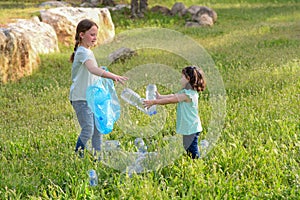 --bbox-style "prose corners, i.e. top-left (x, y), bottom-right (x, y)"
top-left (69, 19), bottom-right (127, 156)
